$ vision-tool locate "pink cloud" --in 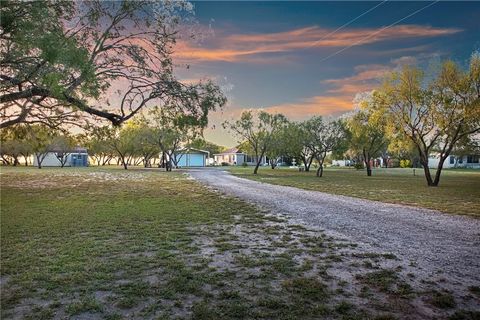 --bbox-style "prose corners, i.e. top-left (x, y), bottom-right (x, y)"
top-left (173, 25), bottom-right (462, 63)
